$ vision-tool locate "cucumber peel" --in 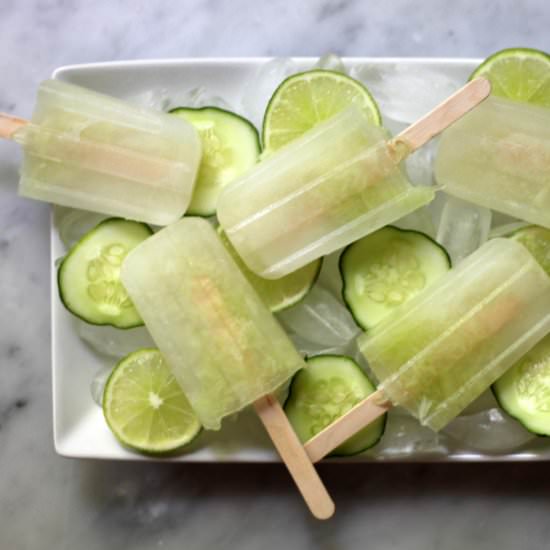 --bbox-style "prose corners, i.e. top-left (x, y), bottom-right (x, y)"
top-left (58, 218), bottom-right (152, 328)
top-left (284, 354), bottom-right (386, 456)
top-left (340, 226), bottom-right (451, 331)
top-left (493, 334), bottom-right (550, 436)
top-left (170, 106), bottom-right (260, 216)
